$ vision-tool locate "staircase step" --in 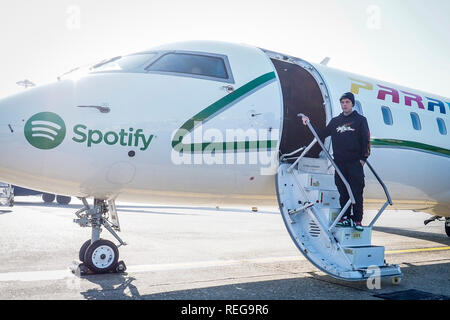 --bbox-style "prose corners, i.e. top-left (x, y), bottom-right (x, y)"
top-left (297, 172), bottom-right (336, 190)
top-left (343, 246), bottom-right (385, 269)
top-left (306, 189), bottom-right (340, 209)
top-left (324, 208), bottom-right (341, 225)
top-left (297, 157), bottom-right (329, 173)
top-left (332, 226), bottom-right (372, 247)
top-left (277, 158), bottom-right (399, 281)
